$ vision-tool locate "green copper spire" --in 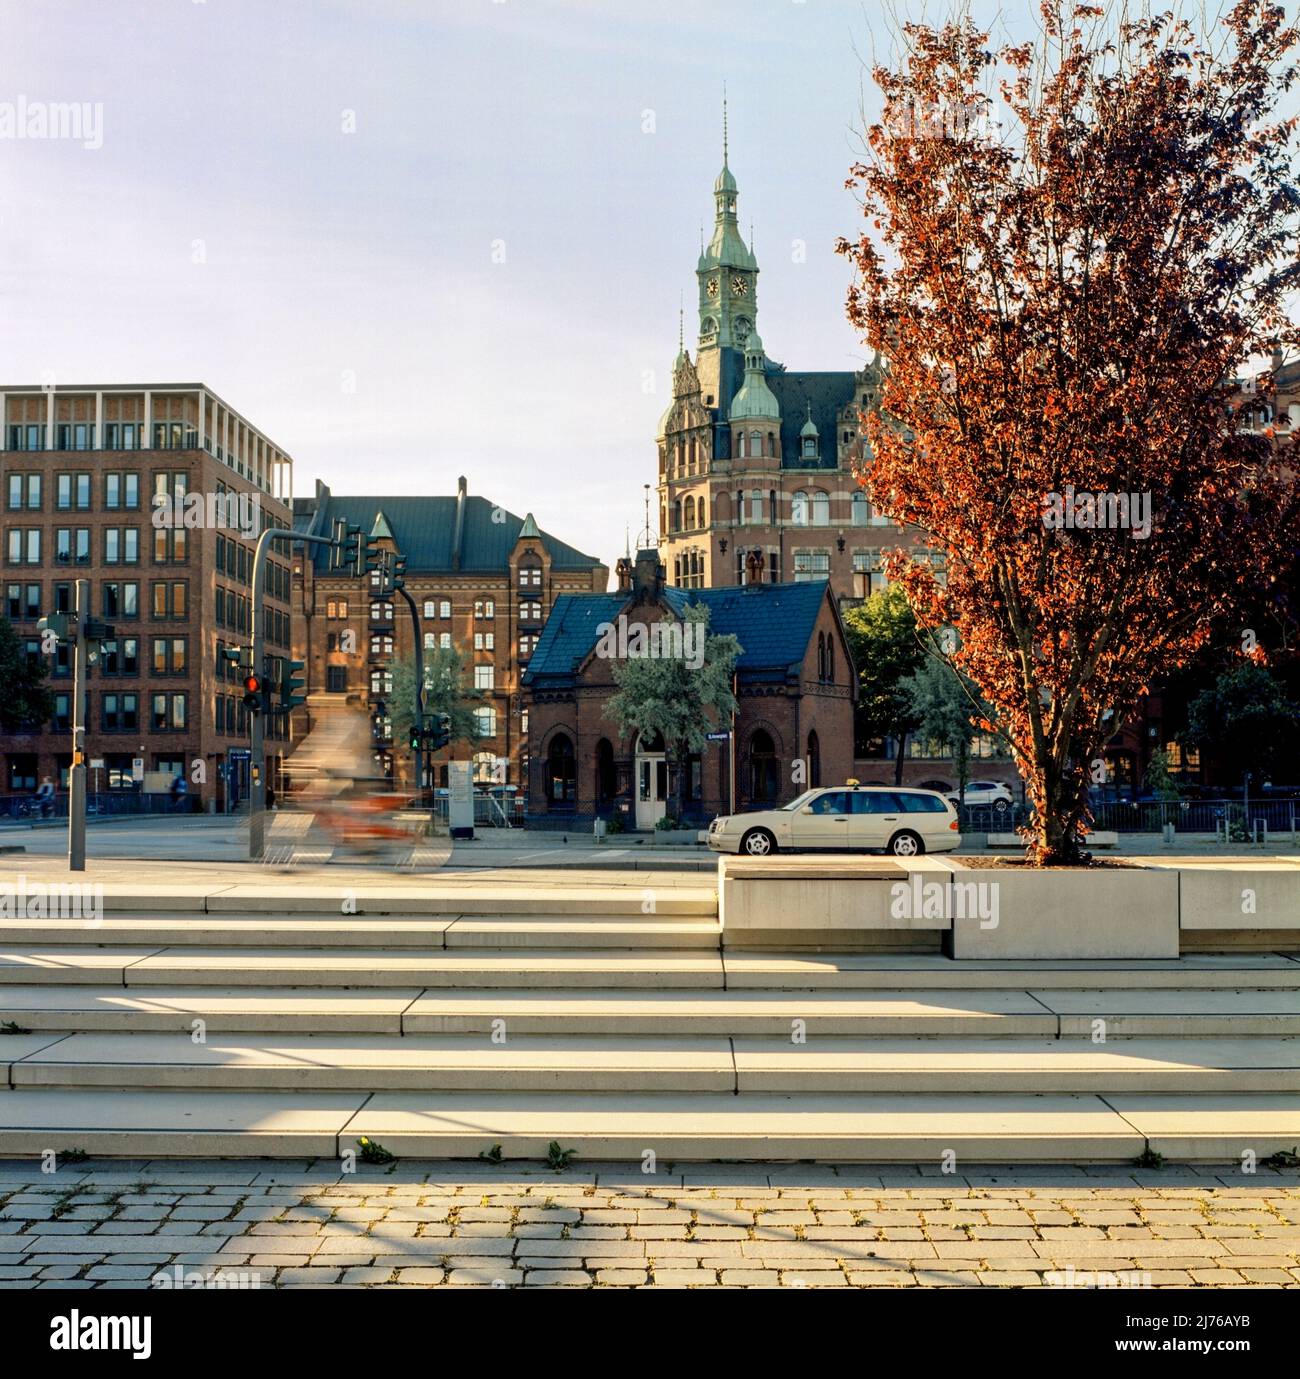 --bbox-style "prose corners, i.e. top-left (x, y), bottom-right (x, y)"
top-left (697, 90), bottom-right (758, 351)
